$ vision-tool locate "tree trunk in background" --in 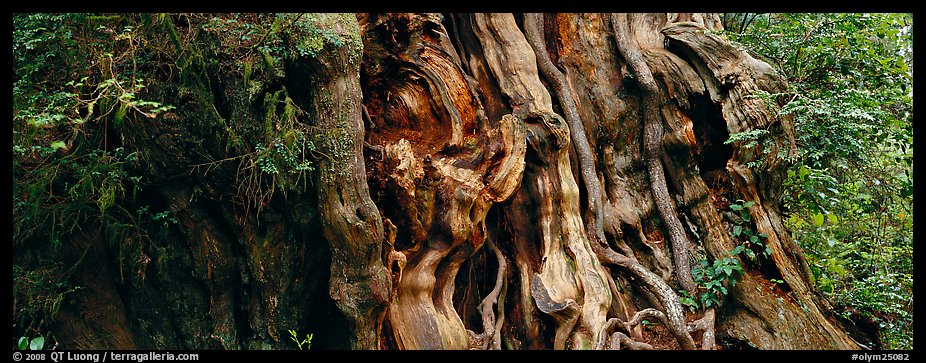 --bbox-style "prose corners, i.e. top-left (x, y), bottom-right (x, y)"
top-left (30, 13), bottom-right (861, 350)
top-left (302, 15), bottom-right (392, 350)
